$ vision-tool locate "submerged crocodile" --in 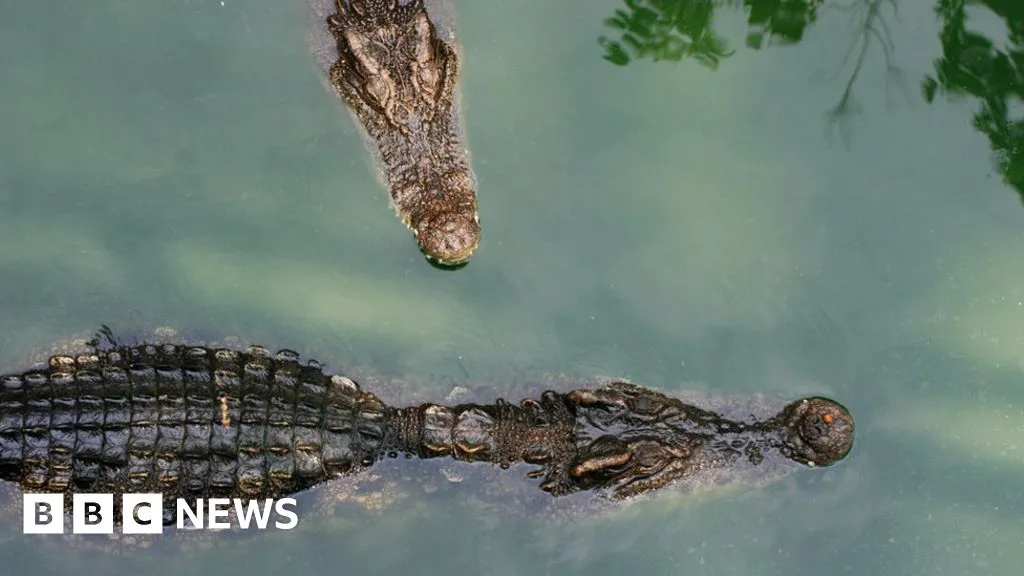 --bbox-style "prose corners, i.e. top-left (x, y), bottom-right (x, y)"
top-left (307, 0), bottom-right (480, 265)
top-left (0, 338), bottom-right (854, 522)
